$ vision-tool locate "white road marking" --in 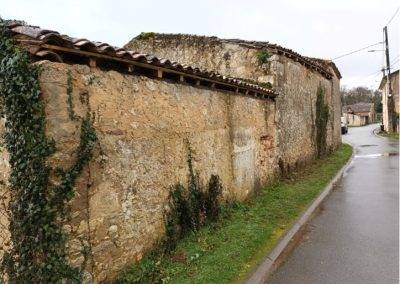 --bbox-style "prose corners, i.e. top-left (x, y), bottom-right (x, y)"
top-left (354, 153), bottom-right (398, 158)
